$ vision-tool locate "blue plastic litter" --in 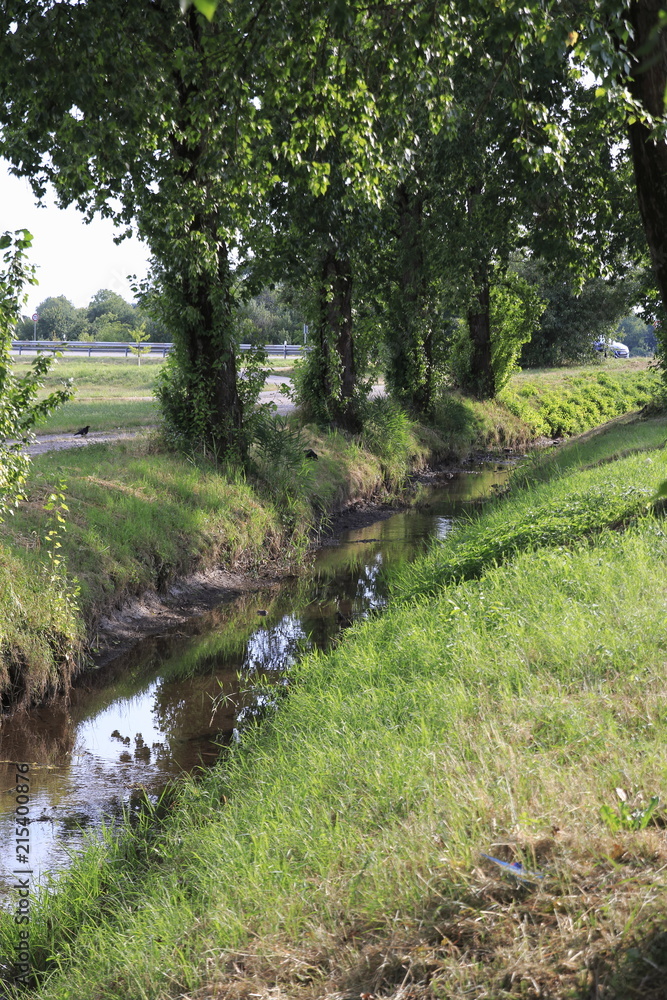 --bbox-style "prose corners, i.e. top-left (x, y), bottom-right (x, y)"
top-left (481, 853), bottom-right (544, 881)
